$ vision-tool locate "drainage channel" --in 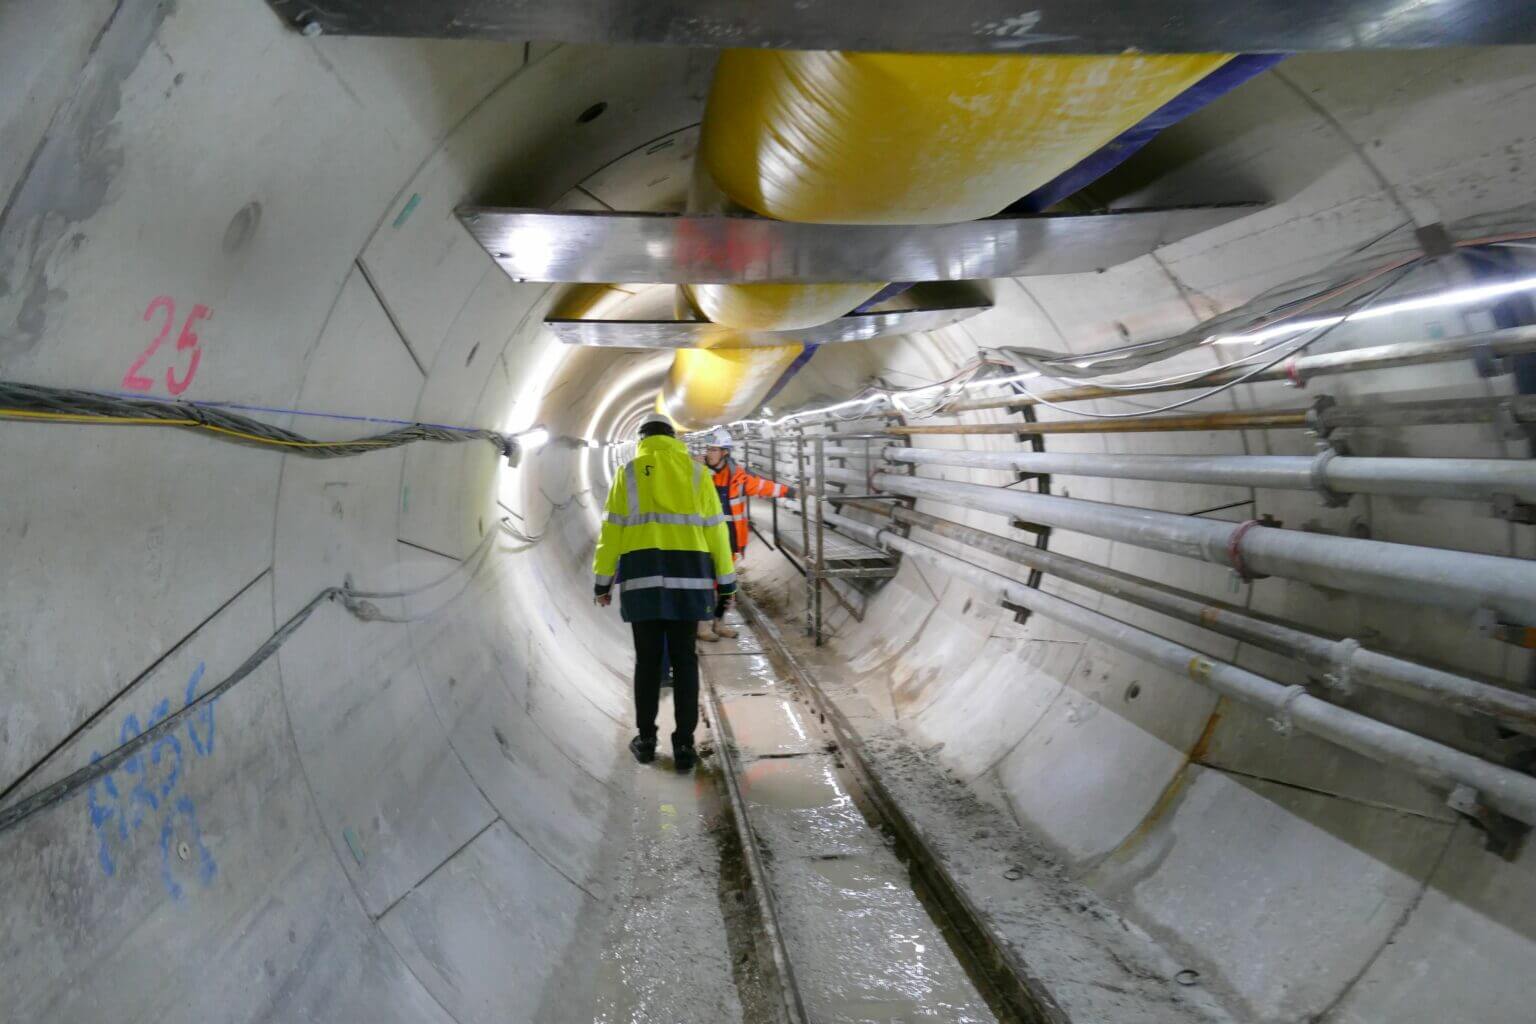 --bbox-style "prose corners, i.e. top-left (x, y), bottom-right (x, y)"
top-left (699, 602), bottom-right (1027, 1024)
